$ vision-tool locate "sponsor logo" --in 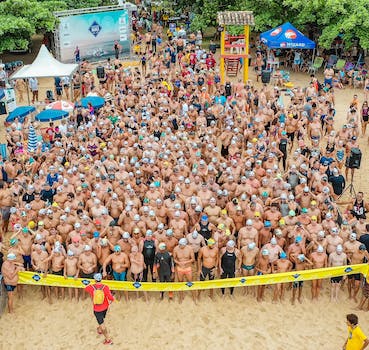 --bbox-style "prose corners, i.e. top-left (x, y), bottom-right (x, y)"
top-left (89, 21), bottom-right (102, 37)
top-left (285, 29), bottom-right (297, 39)
top-left (271, 27), bottom-right (282, 36)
